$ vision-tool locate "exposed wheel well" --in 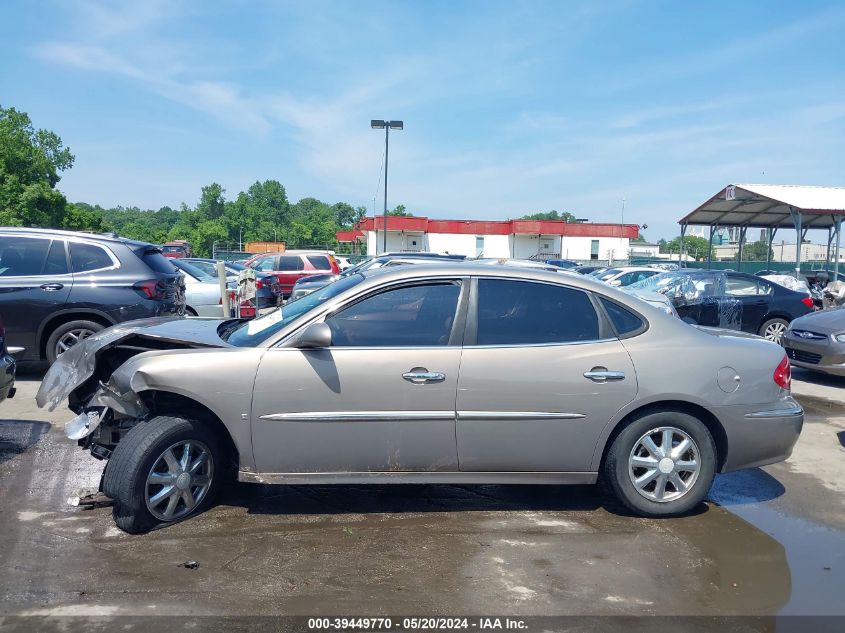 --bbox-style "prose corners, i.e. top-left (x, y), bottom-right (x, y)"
top-left (600, 400), bottom-right (728, 473)
top-left (139, 391), bottom-right (239, 467)
top-left (39, 313), bottom-right (113, 359)
top-left (185, 306), bottom-right (198, 317)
